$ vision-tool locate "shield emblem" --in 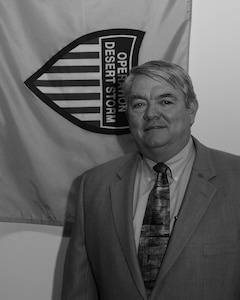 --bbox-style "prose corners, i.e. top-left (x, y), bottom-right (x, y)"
top-left (25, 29), bottom-right (145, 135)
